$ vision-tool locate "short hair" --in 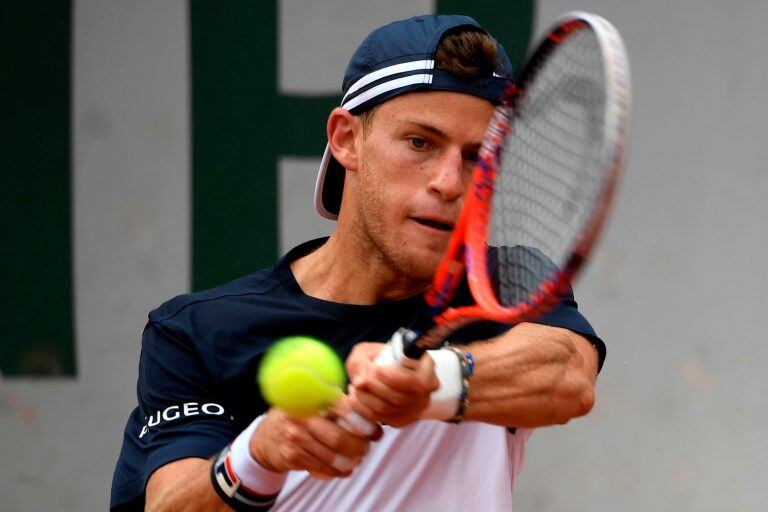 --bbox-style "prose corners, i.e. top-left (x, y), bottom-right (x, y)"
top-left (359, 28), bottom-right (498, 136)
top-left (434, 28), bottom-right (498, 80)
